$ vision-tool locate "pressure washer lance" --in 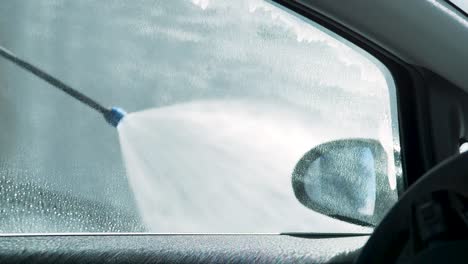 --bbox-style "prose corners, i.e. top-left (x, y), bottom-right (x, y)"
top-left (0, 45), bottom-right (126, 127)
